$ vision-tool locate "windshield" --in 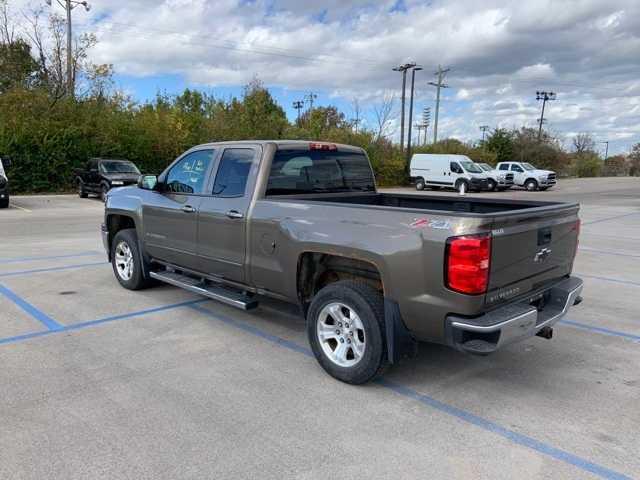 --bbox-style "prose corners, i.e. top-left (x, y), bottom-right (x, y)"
top-left (460, 160), bottom-right (483, 174)
top-left (266, 149), bottom-right (375, 195)
top-left (522, 163), bottom-right (536, 171)
top-left (477, 163), bottom-right (492, 172)
top-left (100, 161), bottom-right (140, 174)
